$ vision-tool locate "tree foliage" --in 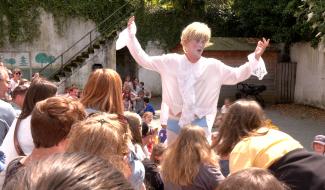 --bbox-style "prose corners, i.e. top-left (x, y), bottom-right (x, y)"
top-left (0, 0), bottom-right (323, 50)
top-left (295, 0), bottom-right (325, 46)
